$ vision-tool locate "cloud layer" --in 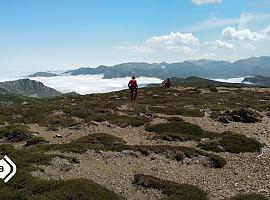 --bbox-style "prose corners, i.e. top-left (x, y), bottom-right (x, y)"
top-left (192, 0), bottom-right (222, 5)
top-left (29, 75), bottom-right (162, 95)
